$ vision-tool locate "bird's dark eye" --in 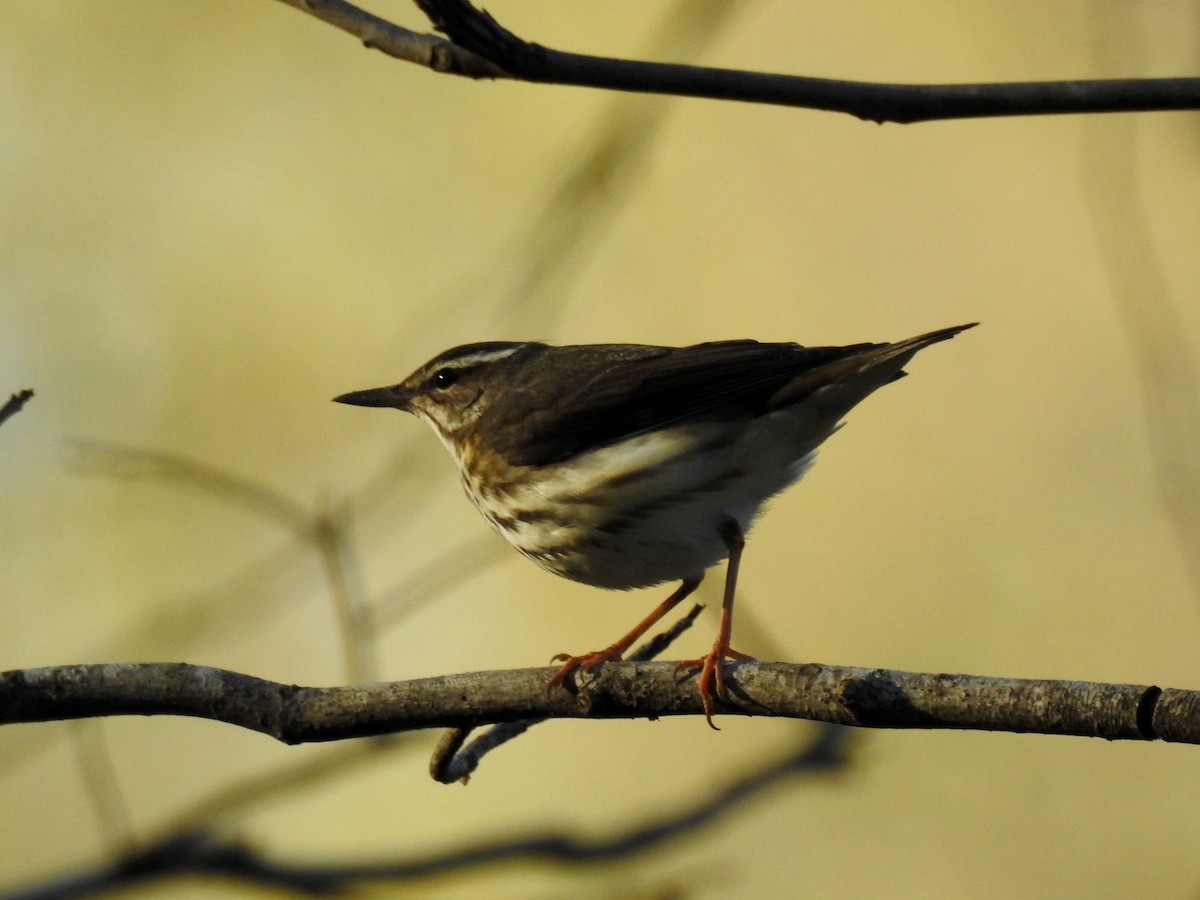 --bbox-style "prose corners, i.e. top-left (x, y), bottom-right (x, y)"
top-left (432, 368), bottom-right (458, 389)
